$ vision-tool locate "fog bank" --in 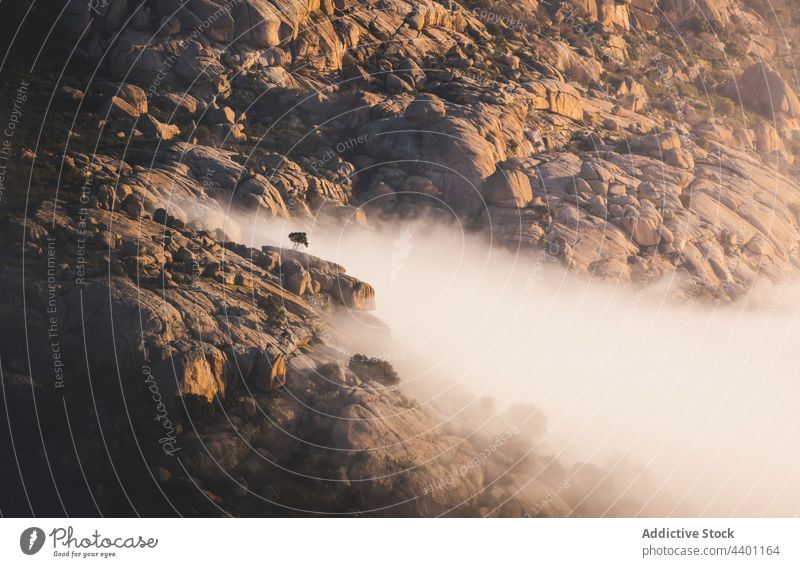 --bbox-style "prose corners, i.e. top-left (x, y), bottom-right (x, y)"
top-left (222, 210), bottom-right (800, 517)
